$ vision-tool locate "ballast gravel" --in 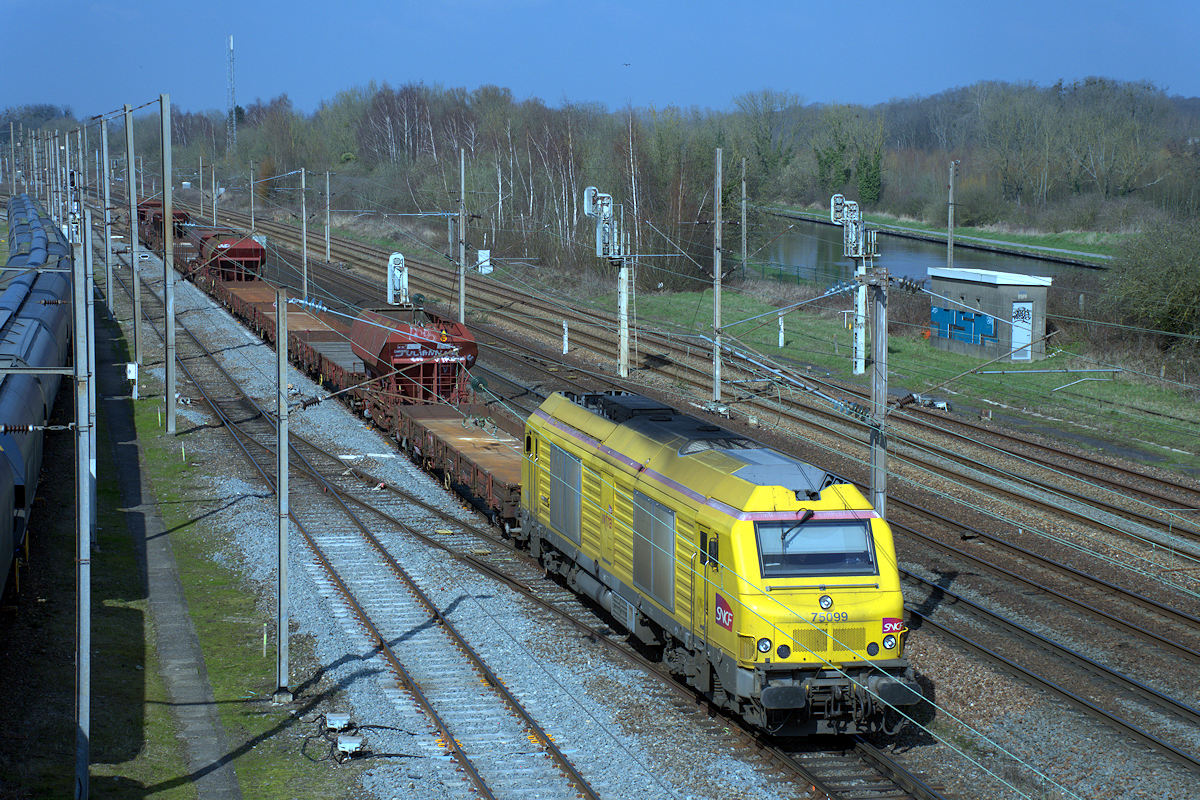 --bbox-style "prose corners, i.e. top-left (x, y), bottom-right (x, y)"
top-left (122, 251), bottom-right (1200, 800)
top-left (126, 256), bottom-right (790, 799)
